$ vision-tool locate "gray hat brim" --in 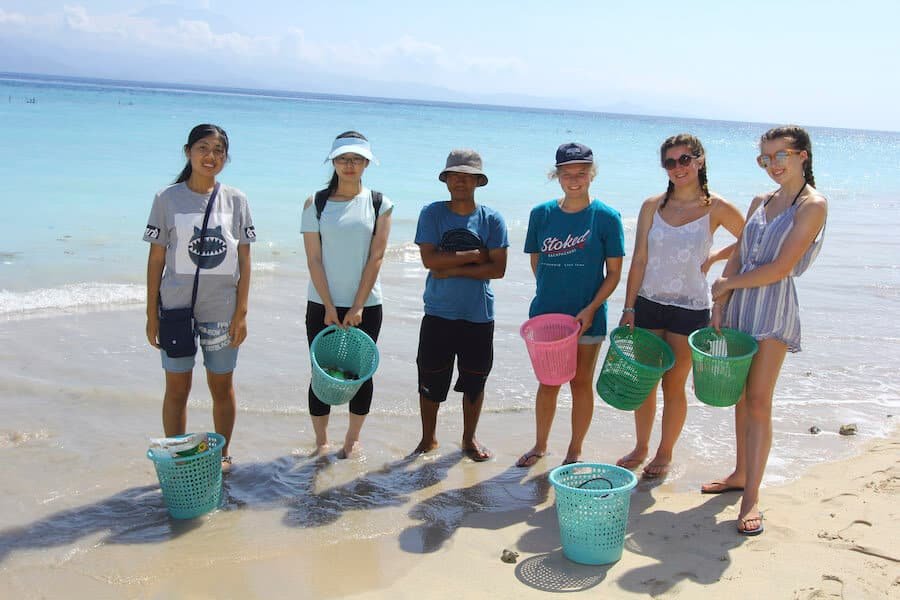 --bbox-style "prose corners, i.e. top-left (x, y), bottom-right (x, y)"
top-left (438, 166), bottom-right (488, 187)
